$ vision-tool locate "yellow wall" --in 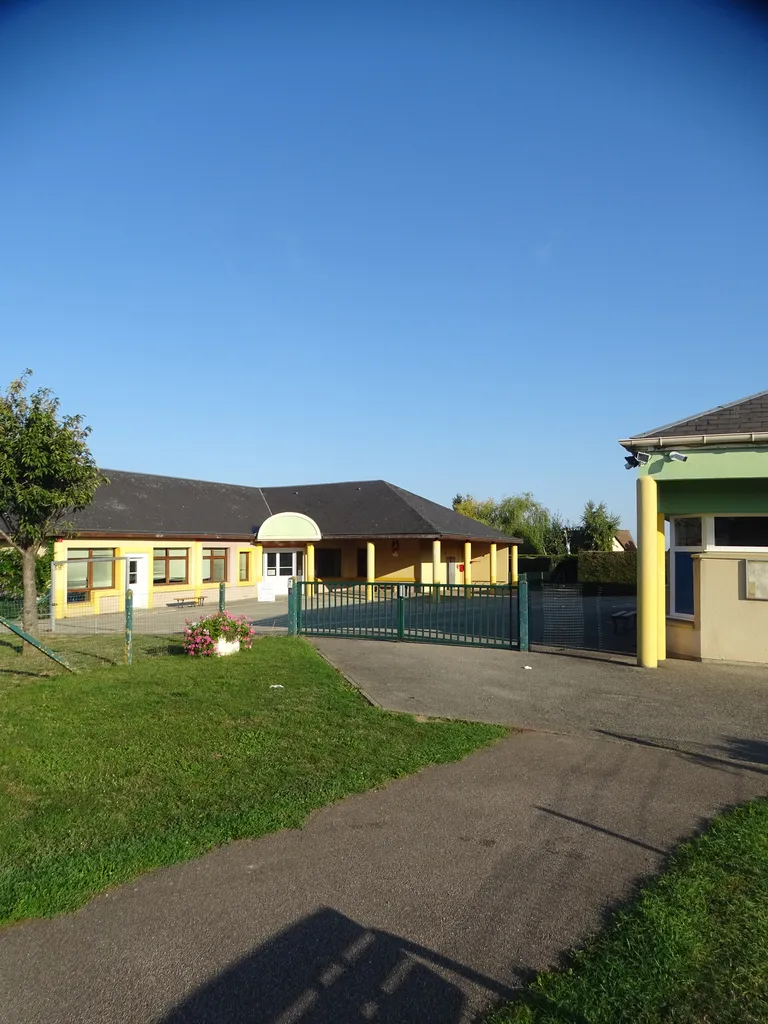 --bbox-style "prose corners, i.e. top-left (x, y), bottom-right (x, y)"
top-left (466, 543), bottom-right (509, 584)
top-left (666, 618), bottom-right (701, 660)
